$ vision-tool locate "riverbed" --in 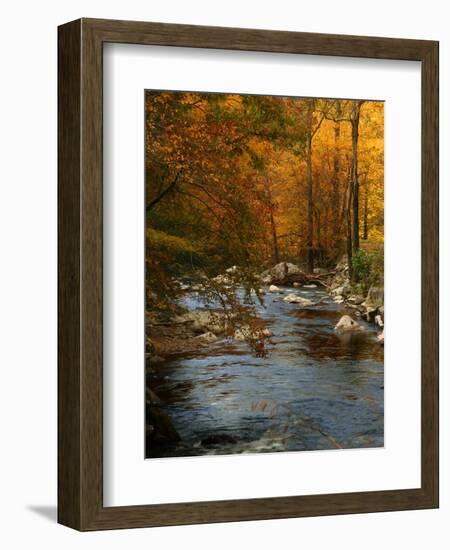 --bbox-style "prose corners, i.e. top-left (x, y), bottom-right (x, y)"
top-left (146, 286), bottom-right (384, 458)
